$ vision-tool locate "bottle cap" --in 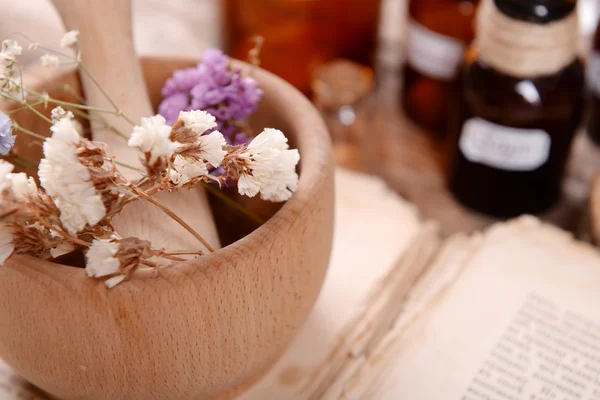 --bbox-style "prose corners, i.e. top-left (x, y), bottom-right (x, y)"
top-left (493, 0), bottom-right (577, 23)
